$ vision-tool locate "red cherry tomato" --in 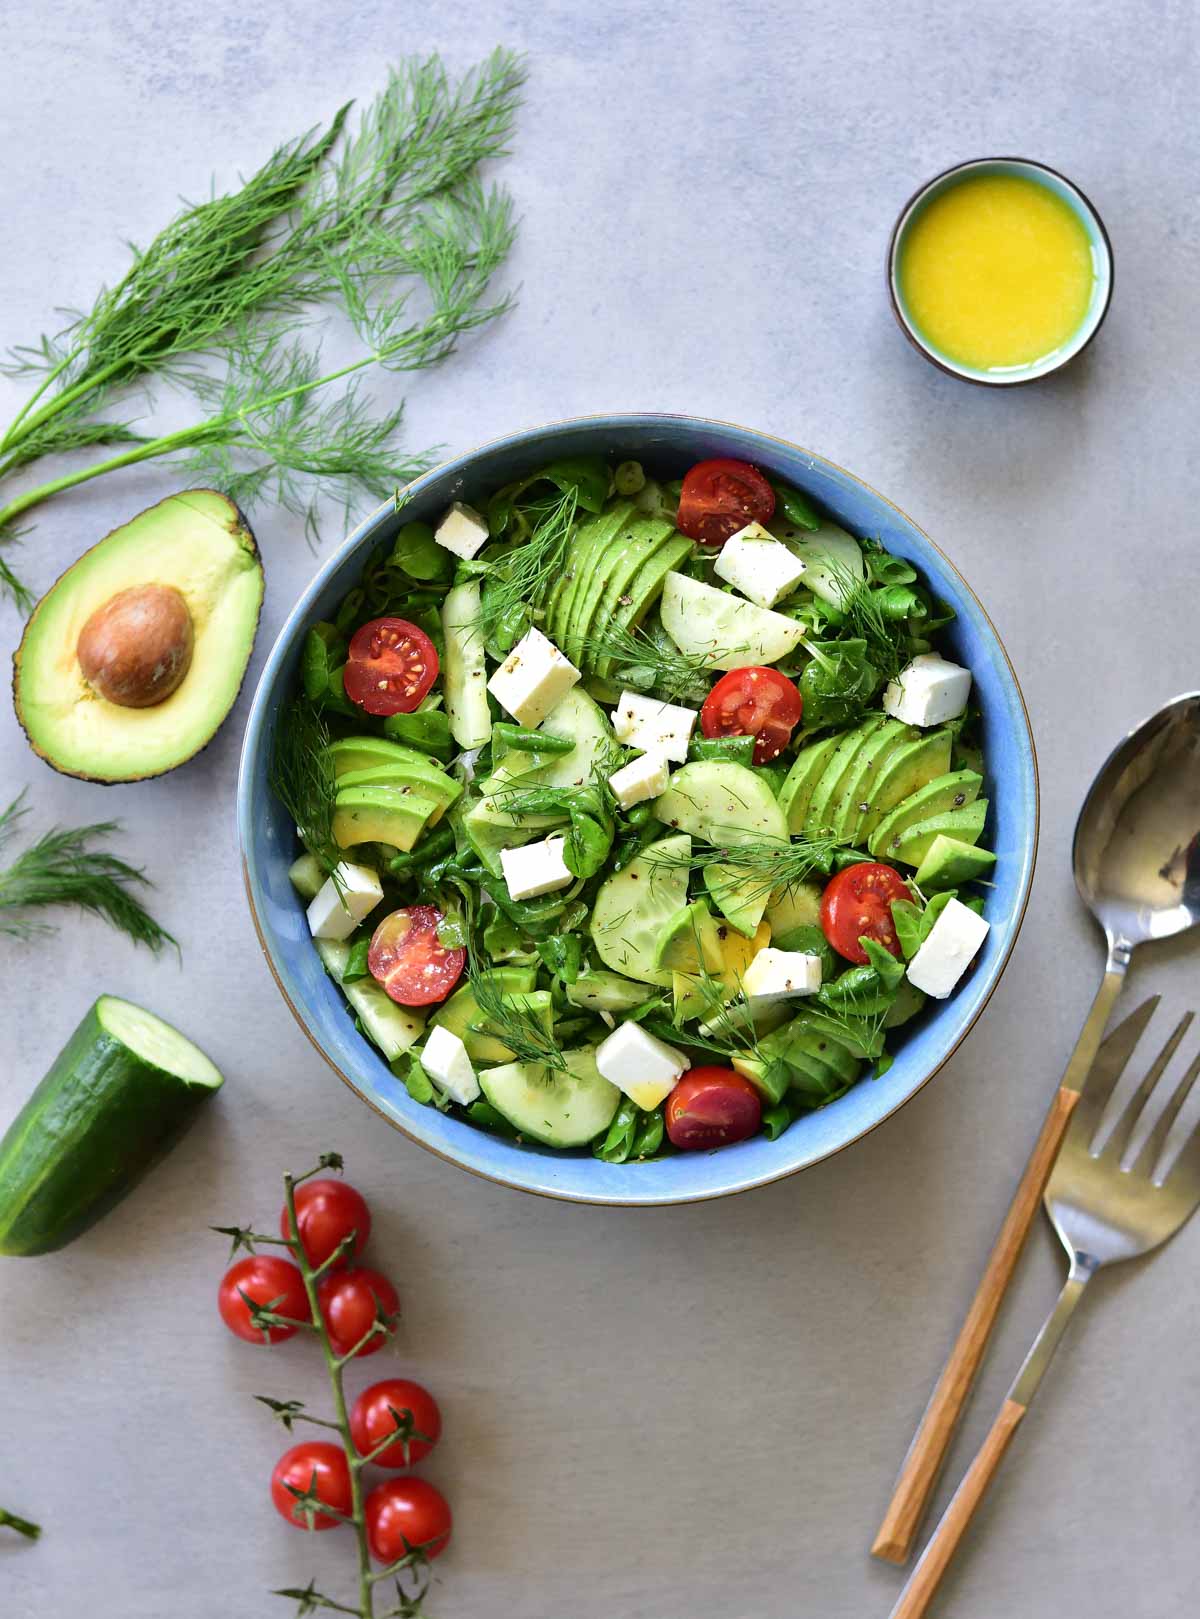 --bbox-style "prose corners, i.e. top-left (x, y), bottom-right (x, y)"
top-left (318, 1266), bottom-right (400, 1359)
top-left (364, 1477), bottom-right (452, 1563)
top-left (368, 905), bottom-right (465, 1007)
top-left (271, 1441), bottom-right (353, 1531)
top-left (665, 1066), bottom-right (762, 1150)
top-left (217, 1255), bottom-right (310, 1344)
top-left (343, 617), bottom-right (438, 716)
top-left (701, 666), bottom-right (803, 764)
top-left (676, 457), bottom-right (775, 546)
top-left (350, 1379), bottom-right (442, 1469)
top-left (819, 862), bottom-right (914, 964)
top-left (282, 1179), bottom-right (372, 1270)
